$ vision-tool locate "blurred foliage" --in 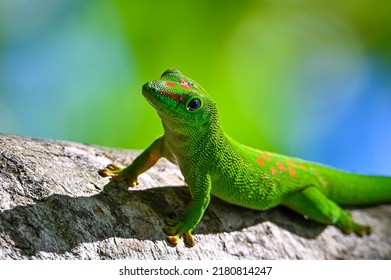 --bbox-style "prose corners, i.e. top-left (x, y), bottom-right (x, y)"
top-left (0, 0), bottom-right (390, 173)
